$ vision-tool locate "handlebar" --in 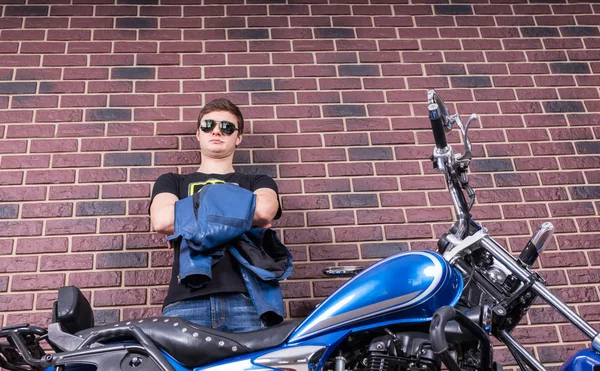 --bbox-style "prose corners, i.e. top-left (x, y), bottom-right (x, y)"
top-left (428, 103), bottom-right (448, 150)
